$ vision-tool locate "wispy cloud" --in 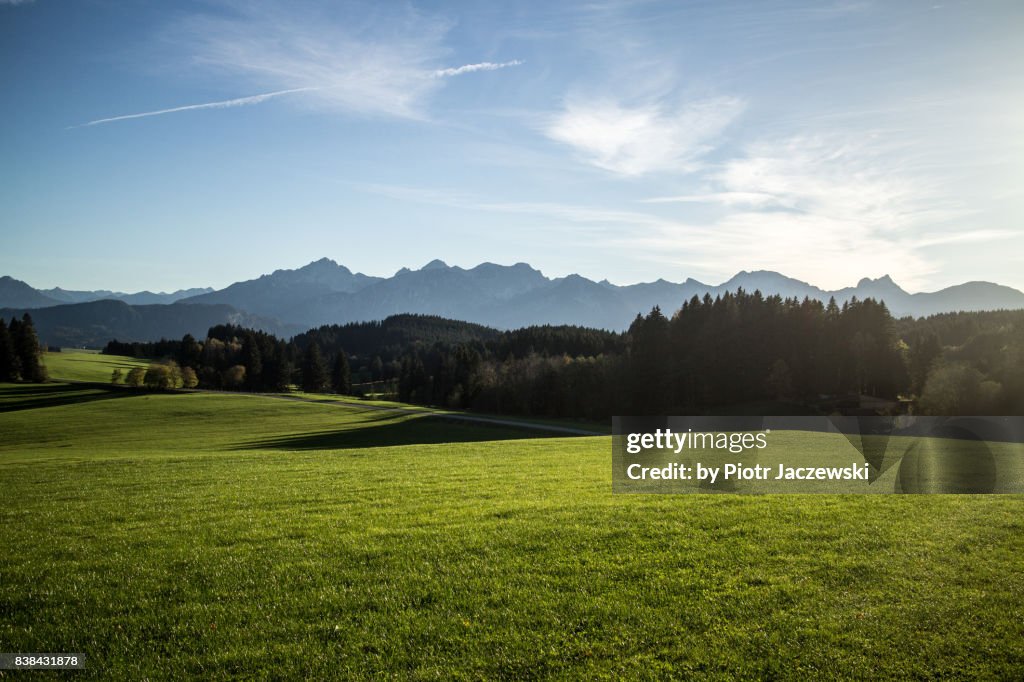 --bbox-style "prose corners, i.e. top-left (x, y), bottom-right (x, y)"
top-left (178, 6), bottom-right (445, 120)
top-left (621, 212), bottom-right (940, 290)
top-left (74, 5), bottom-right (524, 128)
top-left (351, 125), bottom-right (1019, 290)
top-left (355, 178), bottom-right (937, 288)
top-left (545, 96), bottom-right (744, 176)
top-left (71, 55), bottom-right (521, 128)
top-left (912, 230), bottom-right (1017, 249)
top-left (71, 87), bottom-right (316, 128)
top-left (355, 180), bottom-right (673, 230)
top-left (642, 192), bottom-right (780, 207)
top-left (662, 134), bottom-right (973, 232)
top-left (629, 134), bottom-right (1013, 288)
top-left (433, 60), bottom-right (523, 78)
top-left (177, 6), bottom-right (520, 121)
